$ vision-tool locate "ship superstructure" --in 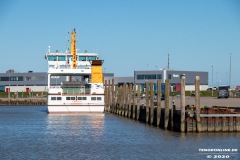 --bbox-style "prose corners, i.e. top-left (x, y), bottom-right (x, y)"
top-left (45, 29), bottom-right (104, 113)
